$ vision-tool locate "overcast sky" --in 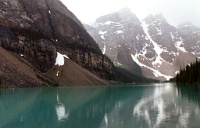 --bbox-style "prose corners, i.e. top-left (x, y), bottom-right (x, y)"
top-left (60, 0), bottom-right (200, 27)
